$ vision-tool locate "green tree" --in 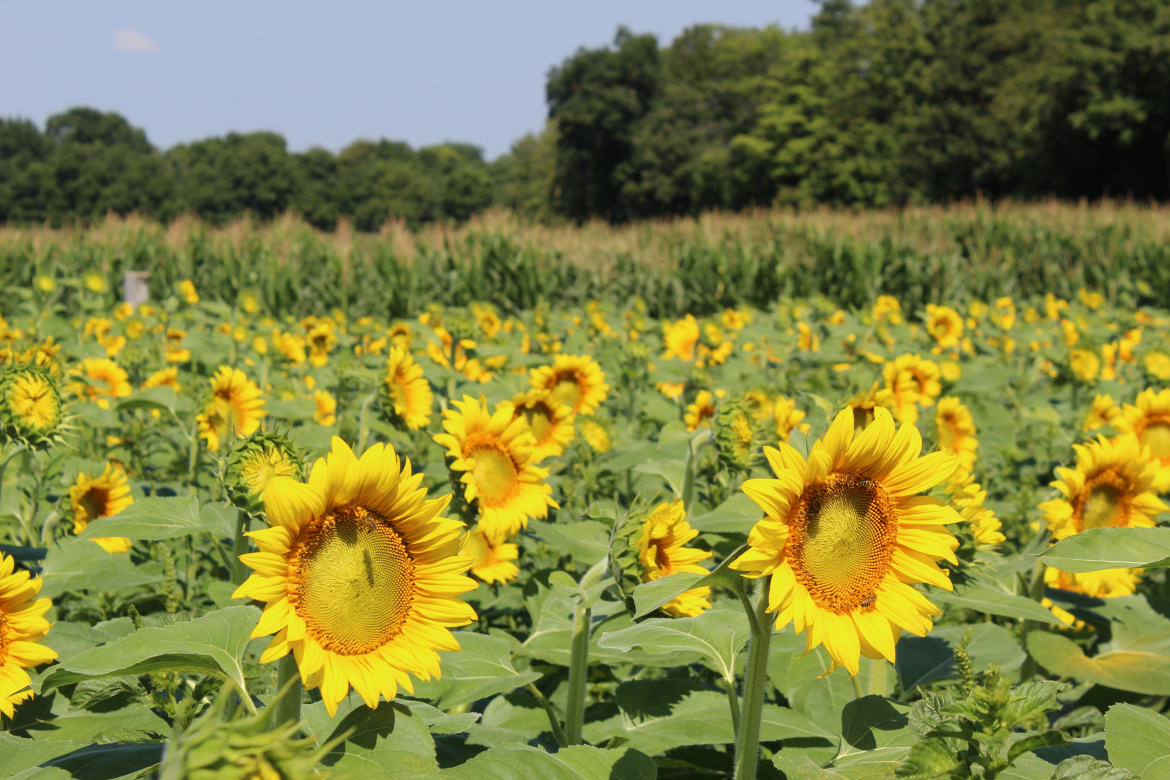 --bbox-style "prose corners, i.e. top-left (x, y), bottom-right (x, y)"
top-left (491, 122), bottom-right (559, 222)
top-left (168, 132), bottom-right (298, 223)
